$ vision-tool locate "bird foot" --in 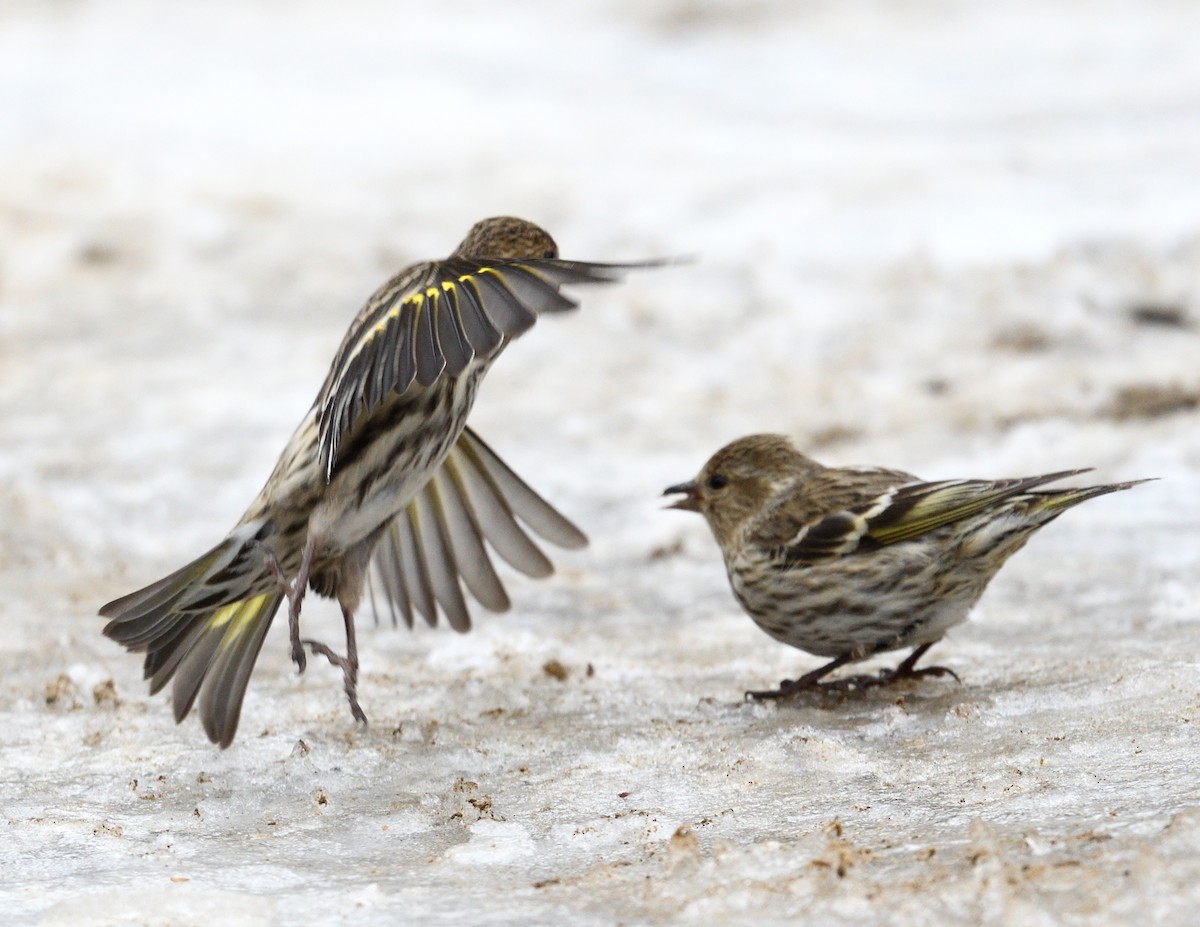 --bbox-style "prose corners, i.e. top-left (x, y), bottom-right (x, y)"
top-left (745, 673), bottom-right (834, 700)
top-left (882, 663), bottom-right (961, 685)
top-left (302, 638), bottom-right (368, 726)
top-left (835, 663), bottom-right (961, 690)
top-left (745, 664), bottom-right (959, 701)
